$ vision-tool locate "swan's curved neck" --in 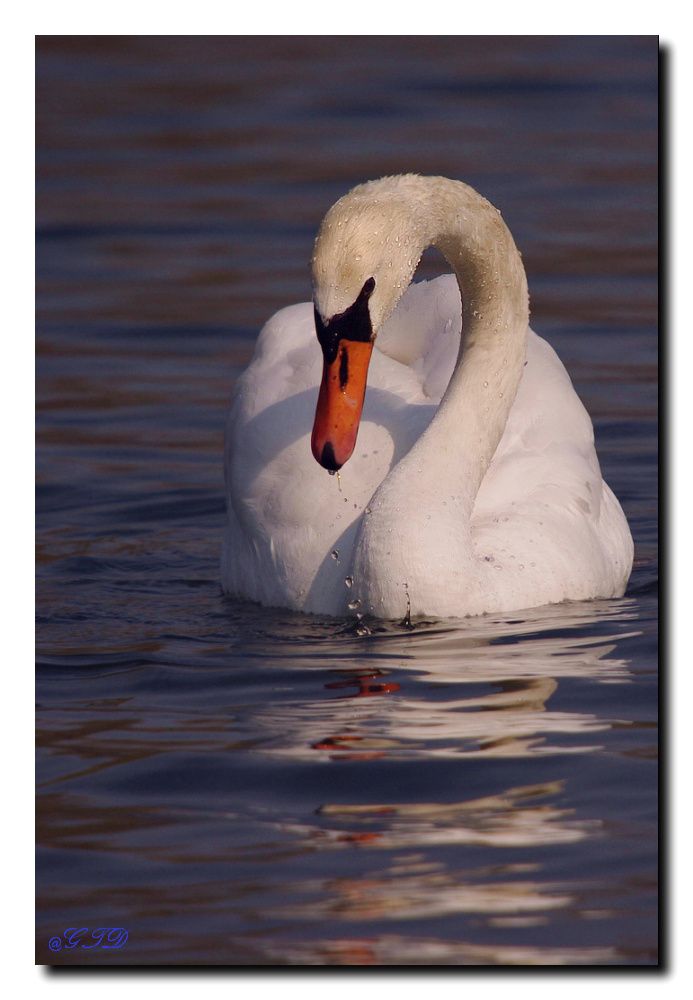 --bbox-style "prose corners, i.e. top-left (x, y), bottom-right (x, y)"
top-left (392, 177), bottom-right (529, 511)
top-left (336, 176), bottom-right (531, 611)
